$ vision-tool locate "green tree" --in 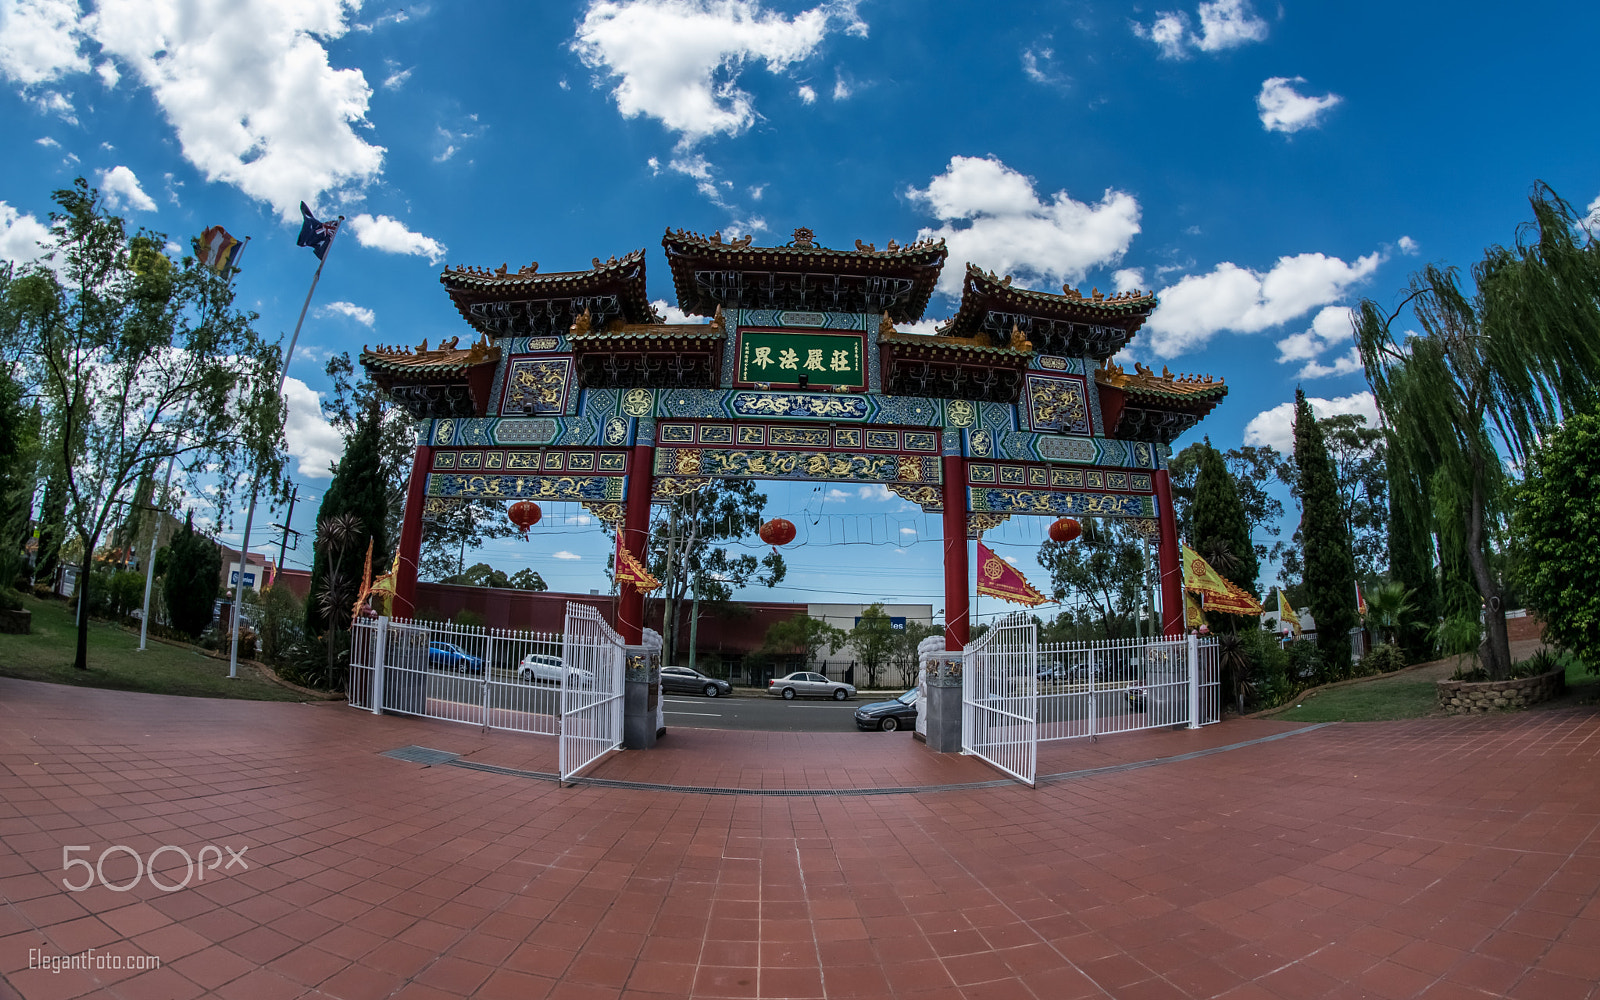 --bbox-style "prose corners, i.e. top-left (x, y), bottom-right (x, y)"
top-left (305, 401), bottom-right (390, 636)
top-left (419, 500), bottom-right (519, 581)
top-left (322, 351), bottom-right (419, 550)
top-left (0, 180), bottom-right (285, 670)
top-left (1192, 439), bottom-right (1260, 605)
top-left (440, 562), bottom-right (547, 591)
top-left (1223, 445), bottom-right (1288, 565)
top-left (848, 603), bottom-right (897, 688)
top-left (757, 614), bottom-right (846, 672)
top-left (1038, 517), bottom-right (1142, 639)
top-left (1386, 449), bottom-right (1439, 661)
top-left (1511, 408), bottom-right (1600, 671)
top-left (1293, 389), bottom-right (1358, 677)
top-left (163, 512), bottom-right (220, 638)
top-left (891, 620), bottom-right (941, 687)
top-left (0, 368), bottom-right (38, 589)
